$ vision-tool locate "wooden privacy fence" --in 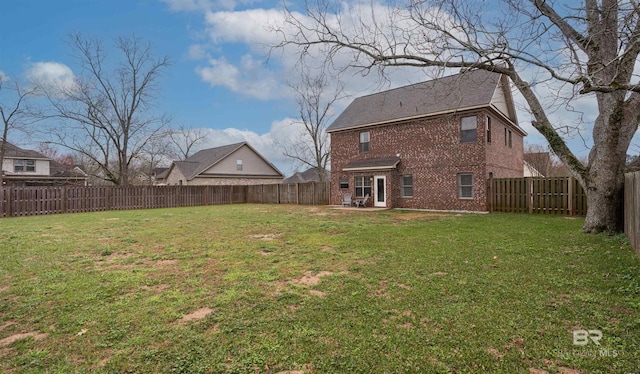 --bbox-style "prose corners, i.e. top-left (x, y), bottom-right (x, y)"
top-left (0, 182), bottom-right (330, 218)
top-left (489, 177), bottom-right (587, 216)
top-left (625, 172), bottom-right (640, 256)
